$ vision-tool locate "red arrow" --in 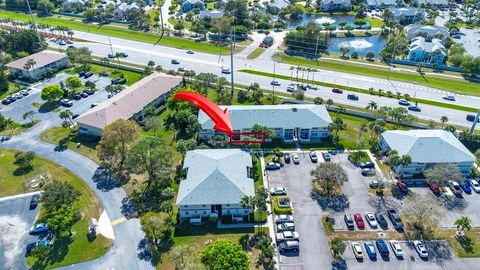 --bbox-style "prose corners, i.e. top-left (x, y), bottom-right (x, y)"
top-left (174, 91), bottom-right (233, 136)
